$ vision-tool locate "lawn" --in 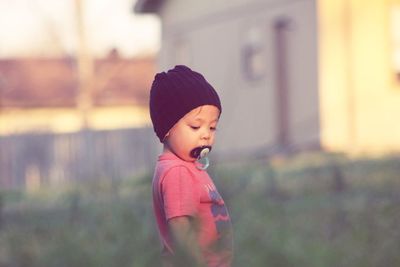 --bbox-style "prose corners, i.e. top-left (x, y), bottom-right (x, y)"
top-left (1, 152), bottom-right (400, 267)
